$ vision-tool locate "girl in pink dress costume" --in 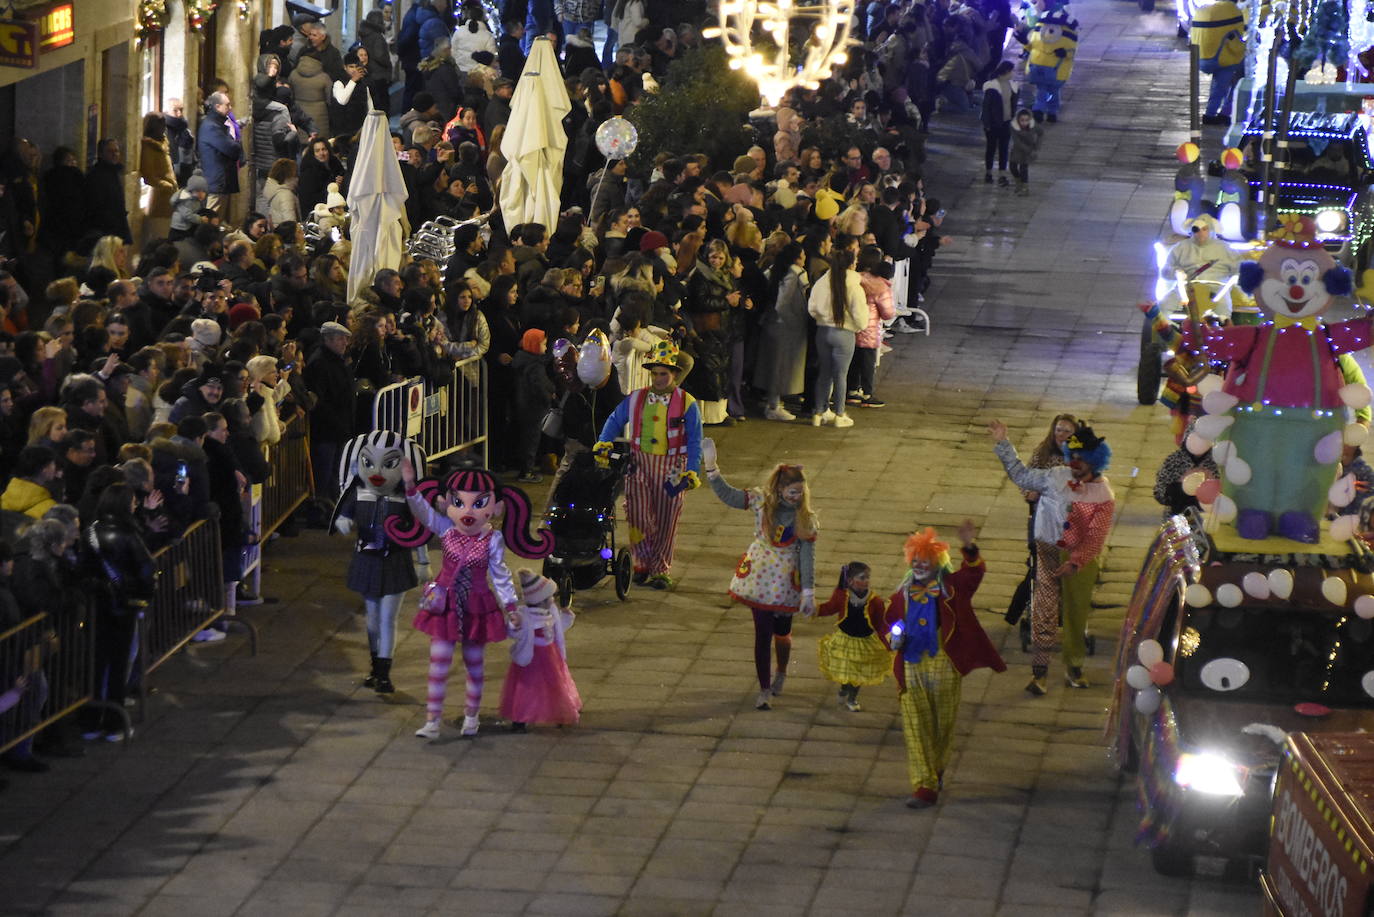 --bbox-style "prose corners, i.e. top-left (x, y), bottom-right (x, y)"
top-left (395, 461), bottom-right (553, 739)
top-left (500, 569), bottom-right (582, 731)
